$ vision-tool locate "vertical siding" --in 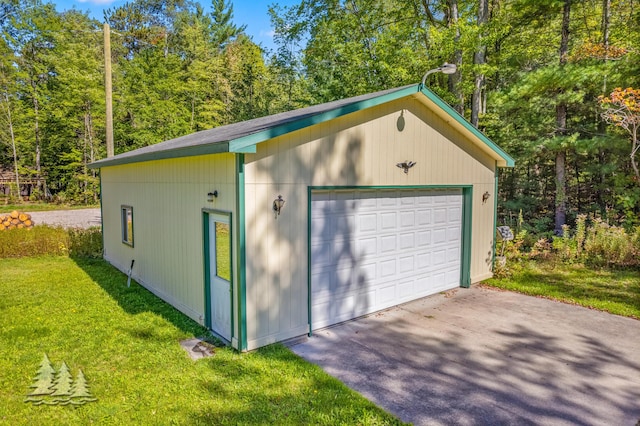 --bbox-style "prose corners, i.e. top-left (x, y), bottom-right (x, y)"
top-left (101, 153), bottom-right (236, 326)
top-left (243, 97), bottom-right (498, 350)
